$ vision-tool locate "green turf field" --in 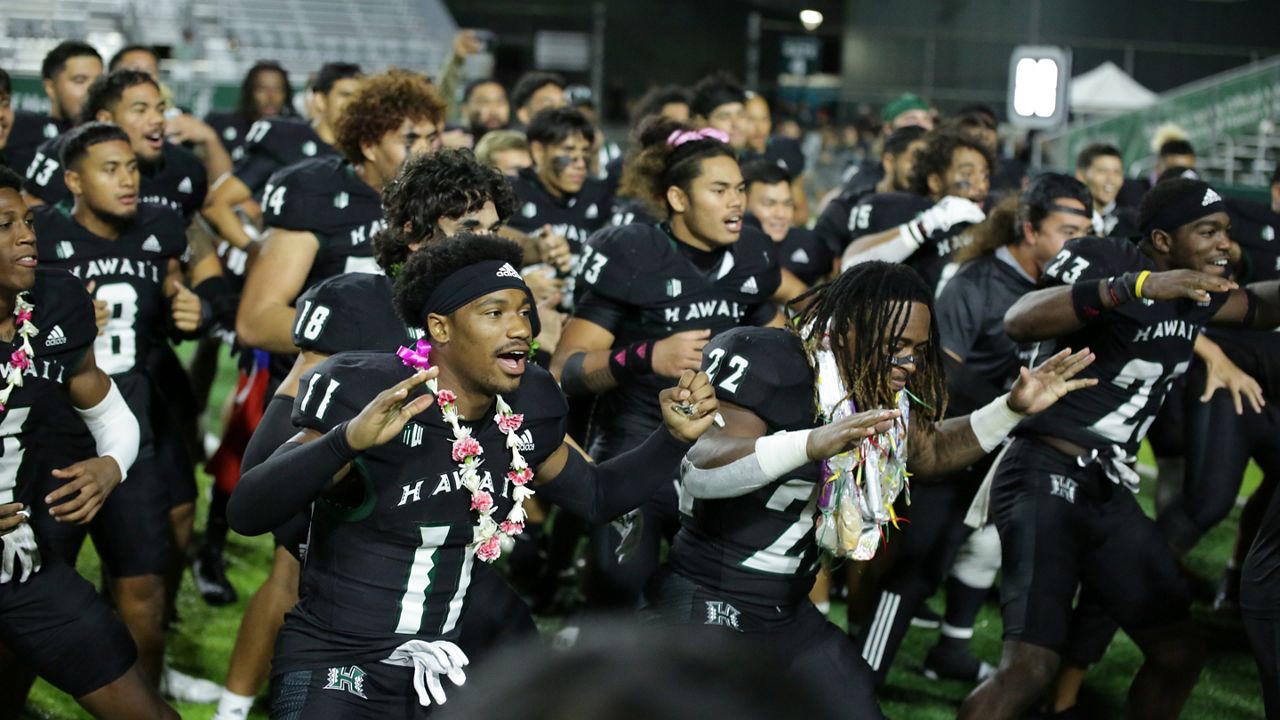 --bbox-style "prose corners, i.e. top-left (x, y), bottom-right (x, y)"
top-left (22, 345), bottom-right (1267, 718)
